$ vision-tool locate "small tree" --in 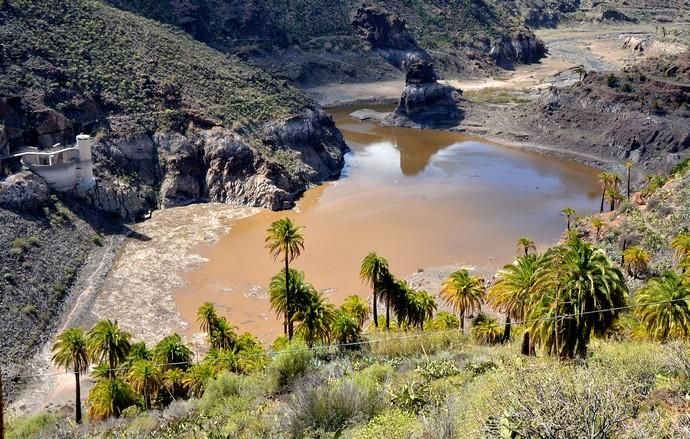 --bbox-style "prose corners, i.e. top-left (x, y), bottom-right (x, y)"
top-left (51, 328), bottom-right (90, 423)
top-left (560, 207), bottom-right (576, 230)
